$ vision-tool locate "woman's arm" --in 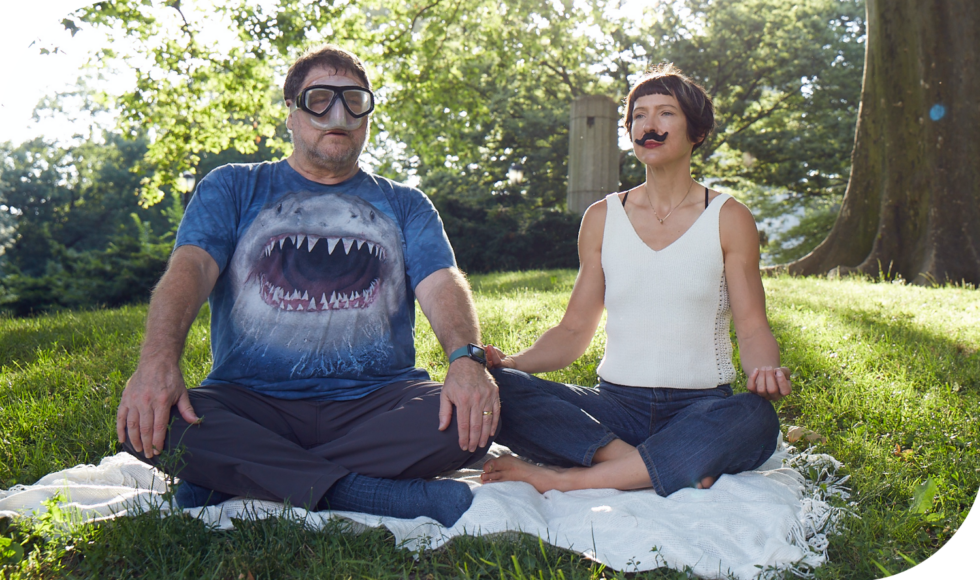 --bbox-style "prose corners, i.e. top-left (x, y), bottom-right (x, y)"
top-left (720, 199), bottom-right (792, 401)
top-left (490, 200), bottom-right (608, 374)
